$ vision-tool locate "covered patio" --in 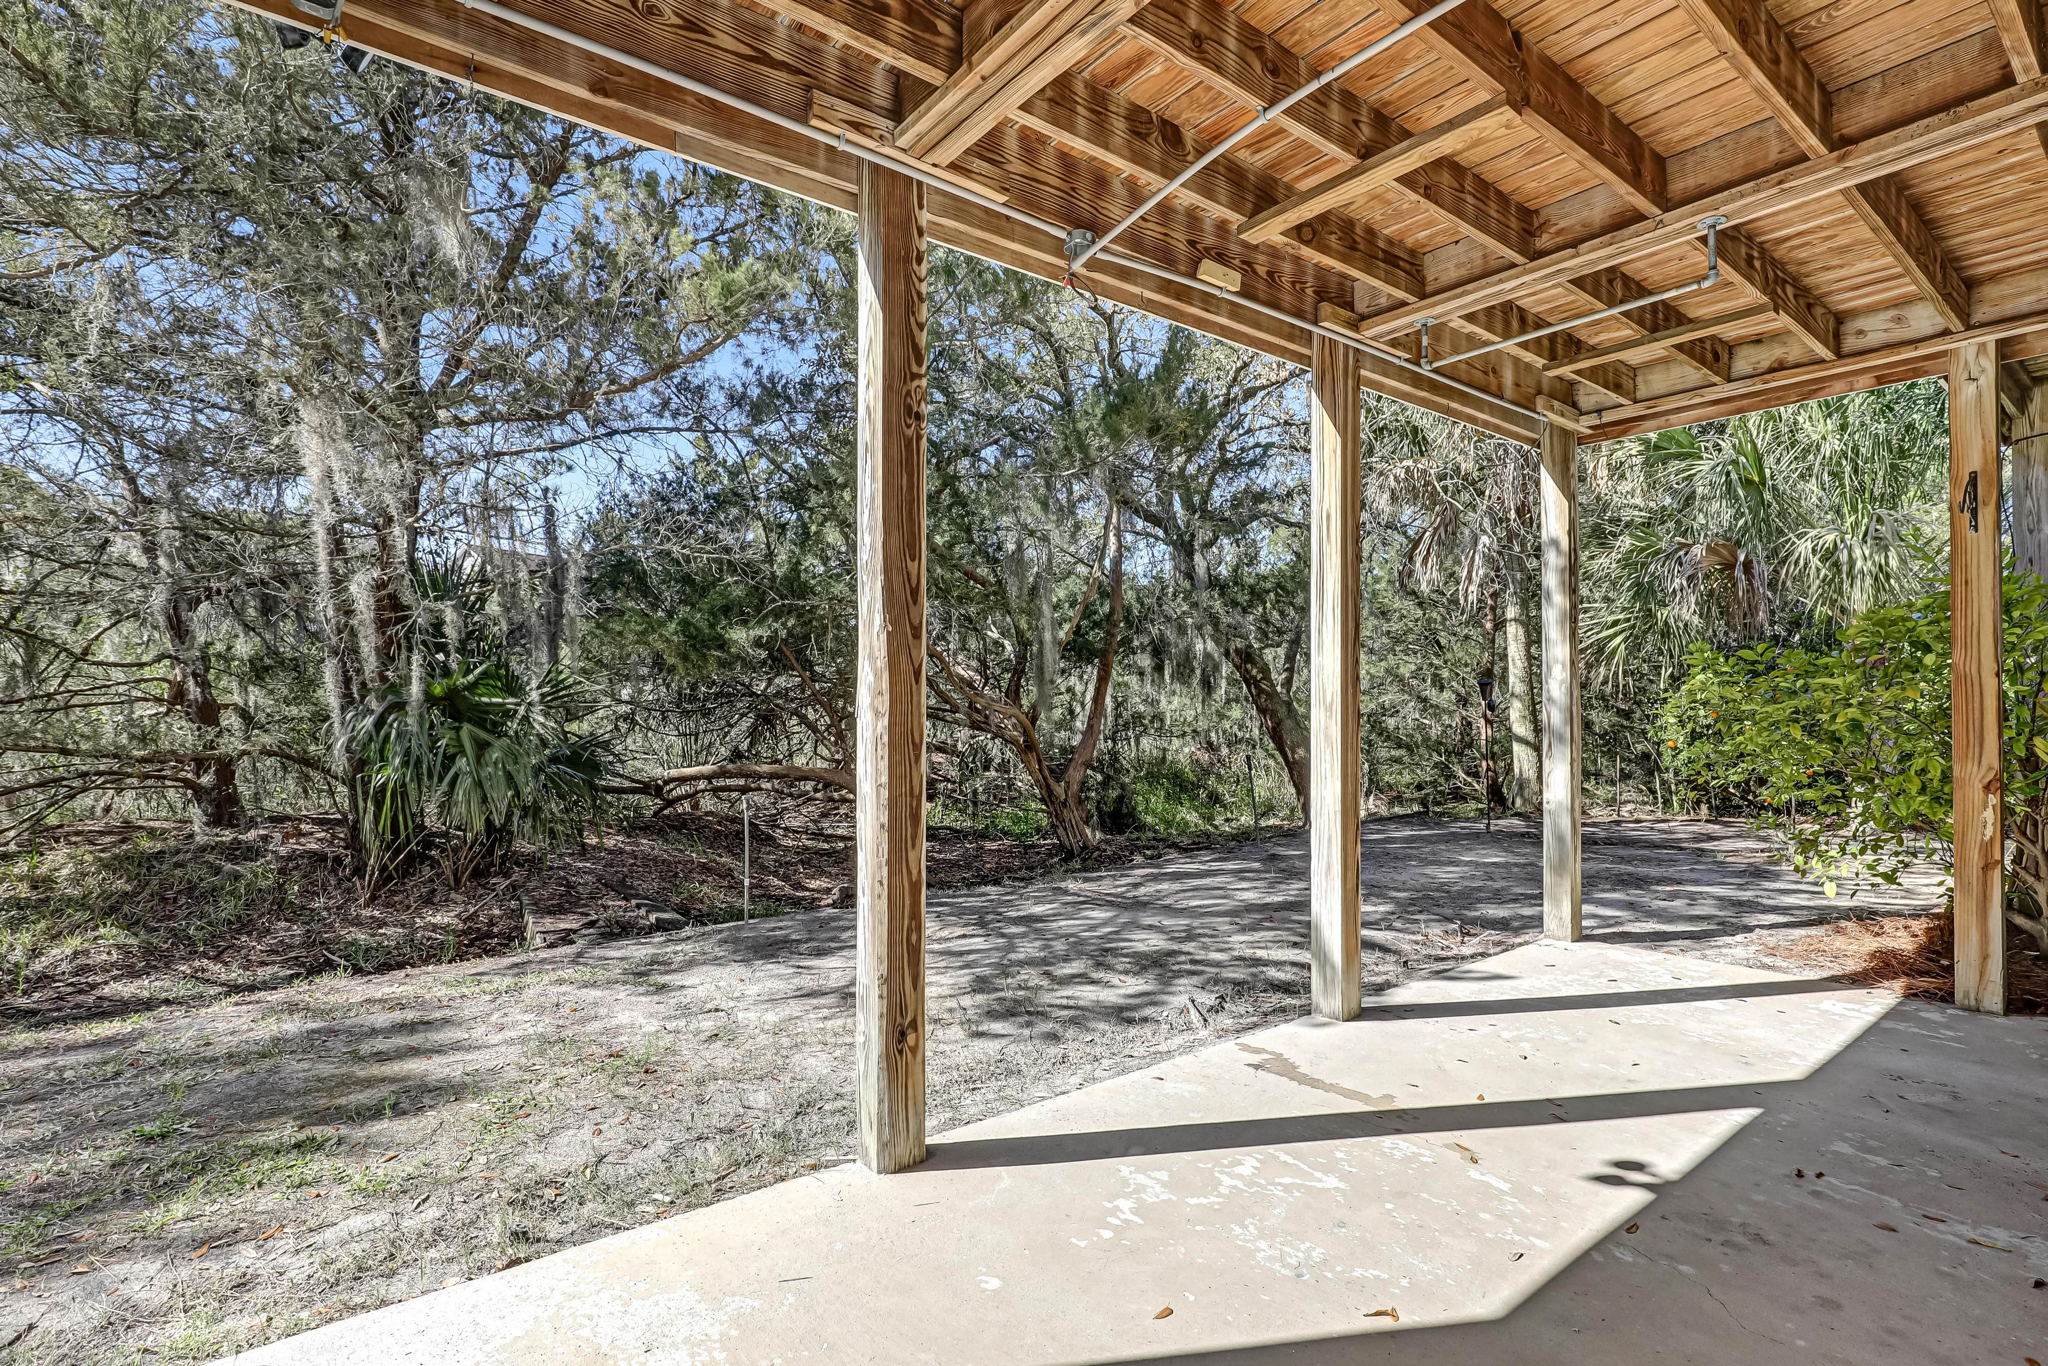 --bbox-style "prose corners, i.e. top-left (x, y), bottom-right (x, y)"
top-left (230, 939), bottom-right (2046, 1363)
top-left (213, 0), bottom-right (2044, 1355)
